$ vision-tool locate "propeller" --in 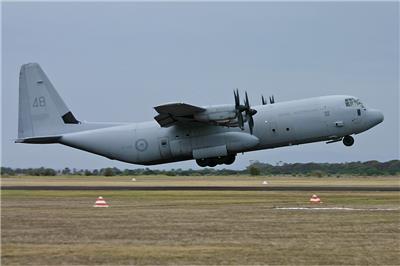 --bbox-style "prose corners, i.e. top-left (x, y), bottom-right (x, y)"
top-left (233, 89), bottom-right (258, 134)
top-left (269, 95), bottom-right (275, 104)
top-left (234, 89), bottom-right (245, 129)
top-left (261, 95), bottom-right (267, 105)
top-left (244, 91), bottom-right (257, 134)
